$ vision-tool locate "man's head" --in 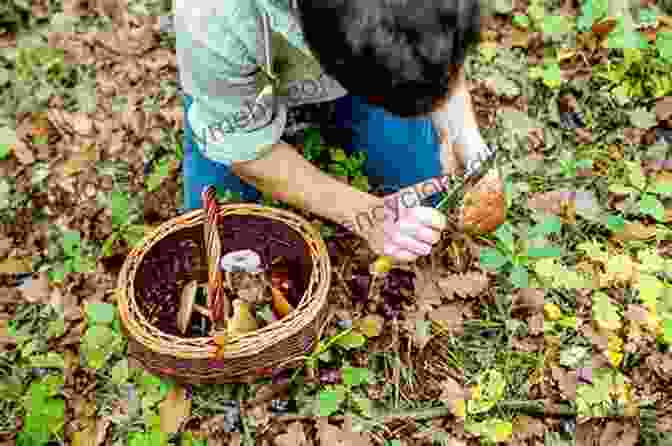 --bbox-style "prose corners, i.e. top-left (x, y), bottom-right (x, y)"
top-left (296, 0), bottom-right (481, 118)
